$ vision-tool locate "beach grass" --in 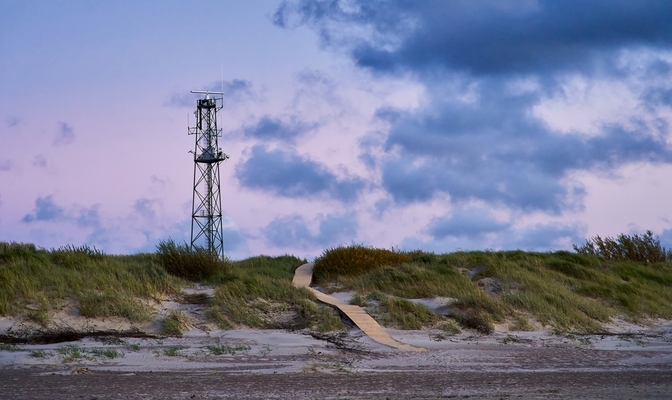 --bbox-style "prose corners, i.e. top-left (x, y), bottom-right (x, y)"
top-left (161, 310), bottom-right (191, 336)
top-left (3, 237), bottom-right (671, 335)
top-left (0, 241), bottom-right (181, 320)
top-left (156, 239), bottom-right (230, 281)
top-left (314, 244), bottom-right (672, 333)
top-left (207, 254), bottom-right (346, 331)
